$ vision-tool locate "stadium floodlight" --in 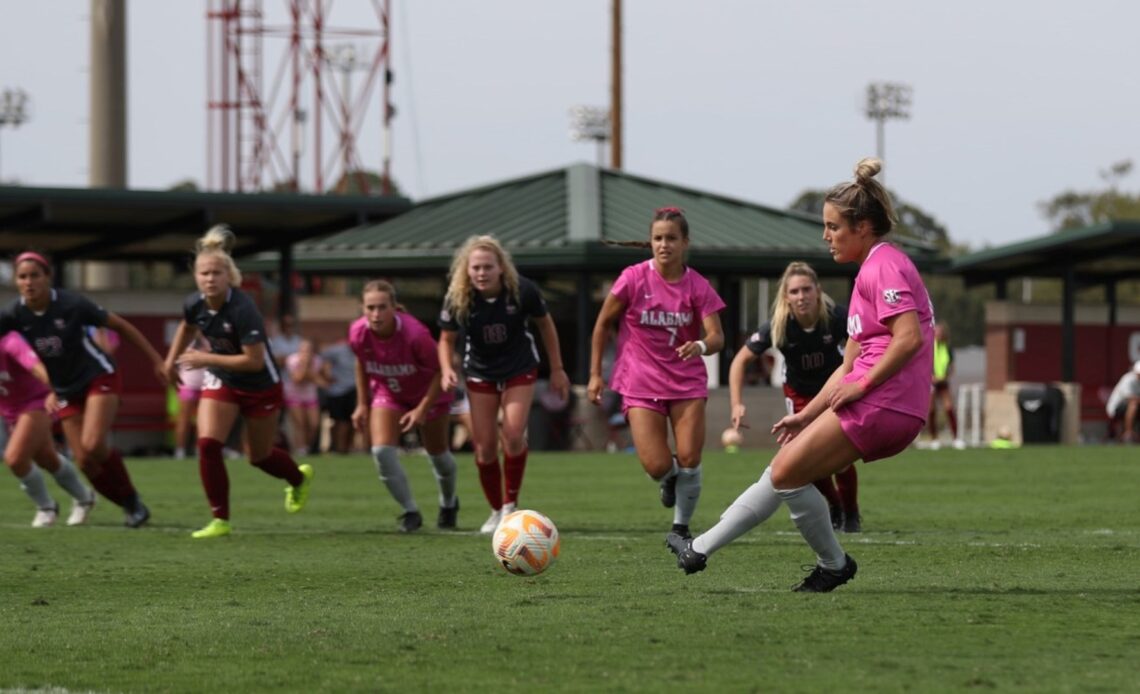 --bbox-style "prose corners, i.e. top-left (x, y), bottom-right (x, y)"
top-left (0, 87), bottom-right (30, 181)
top-left (569, 105), bottom-right (611, 167)
top-left (864, 82), bottom-right (911, 174)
